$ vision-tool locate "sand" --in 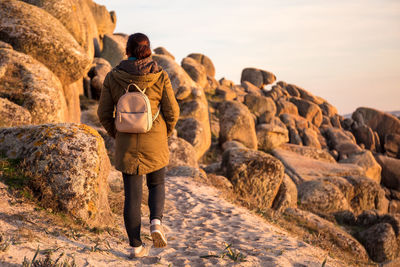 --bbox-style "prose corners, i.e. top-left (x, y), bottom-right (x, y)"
top-left (0, 175), bottom-right (345, 267)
